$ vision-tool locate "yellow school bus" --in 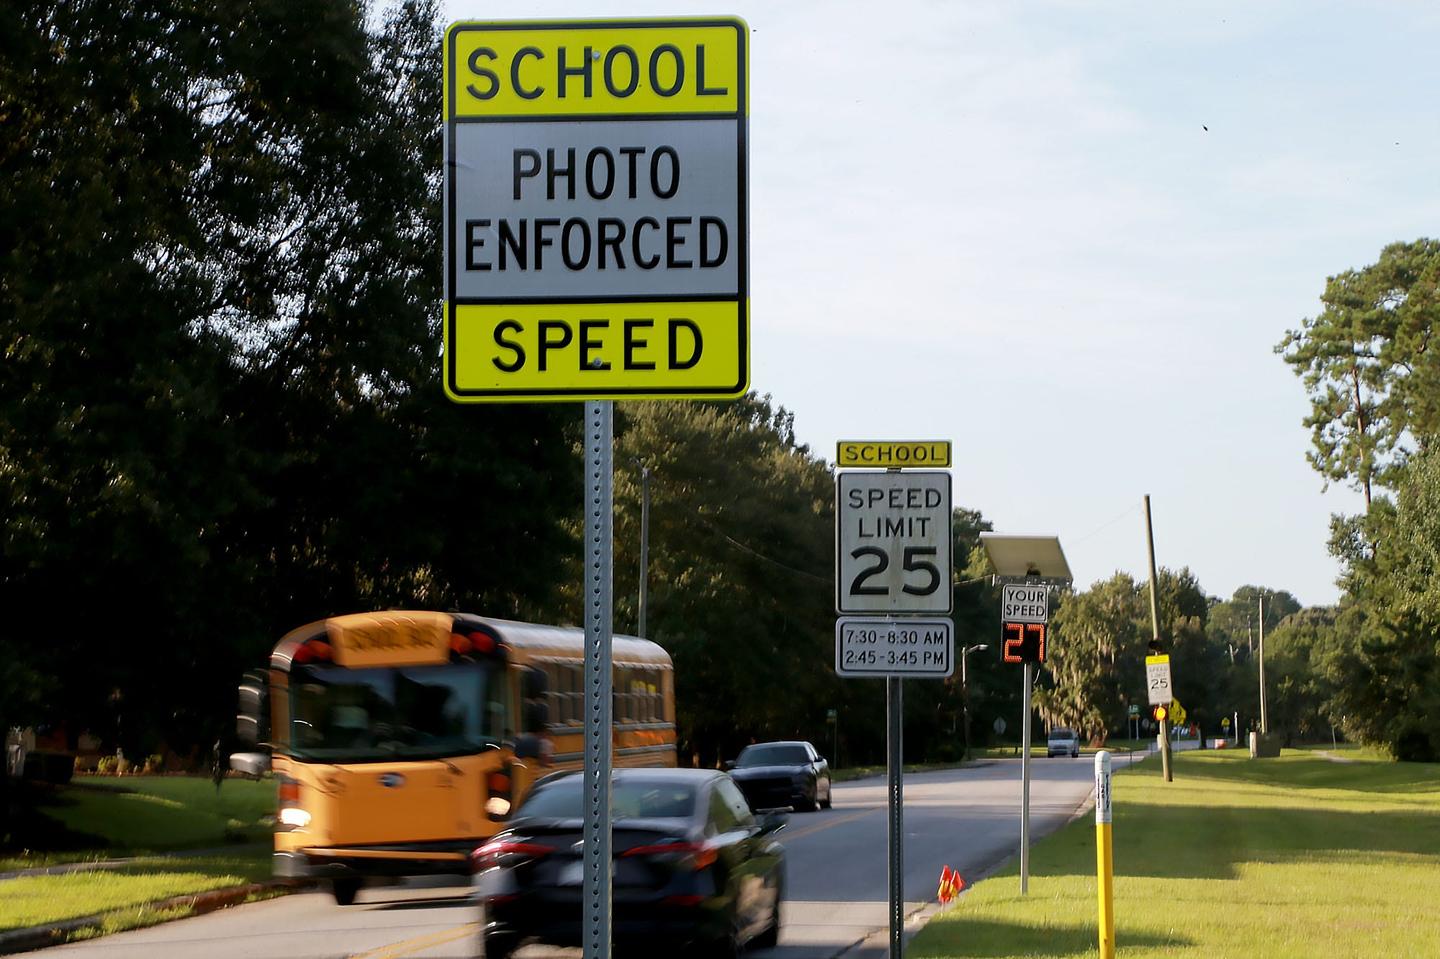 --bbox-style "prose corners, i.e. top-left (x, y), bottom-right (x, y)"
top-left (237, 611), bottom-right (674, 903)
